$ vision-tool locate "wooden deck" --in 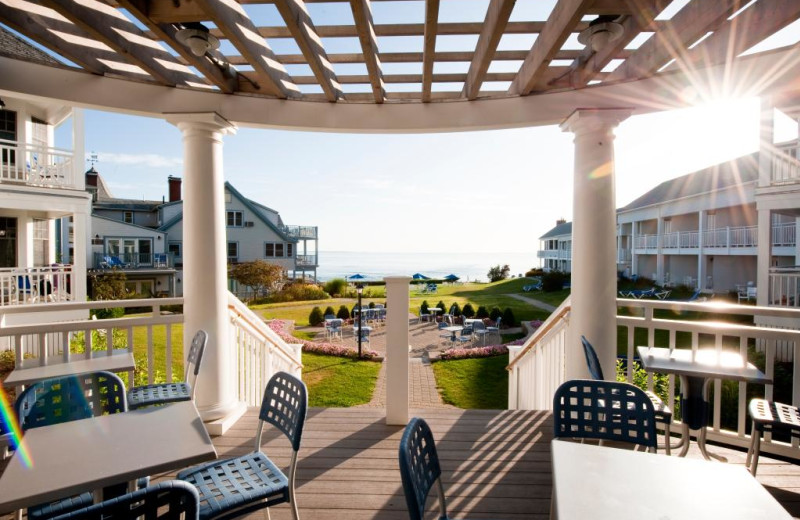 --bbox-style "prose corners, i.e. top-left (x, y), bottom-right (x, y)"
top-left (174, 407), bottom-right (800, 519)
